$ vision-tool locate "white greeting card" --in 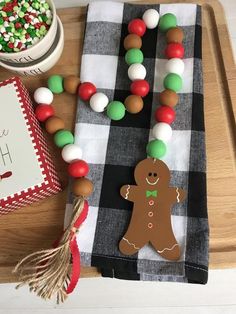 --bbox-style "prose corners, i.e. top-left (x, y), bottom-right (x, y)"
top-left (0, 83), bottom-right (44, 199)
top-left (0, 77), bottom-right (61, 215)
